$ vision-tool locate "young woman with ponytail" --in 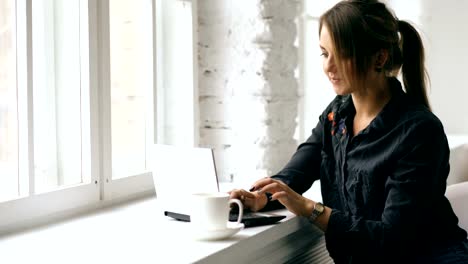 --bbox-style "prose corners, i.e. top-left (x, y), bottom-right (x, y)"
top-left (230, 0), bottom-right (468, 262)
